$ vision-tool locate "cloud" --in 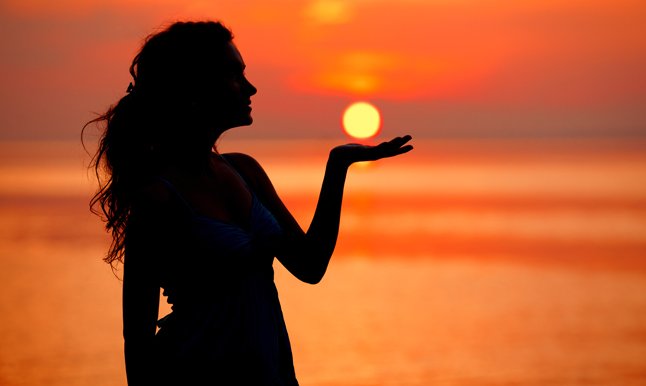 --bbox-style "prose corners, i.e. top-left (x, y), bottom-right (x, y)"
top-left (0, 0), bottom-right (645, 139)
